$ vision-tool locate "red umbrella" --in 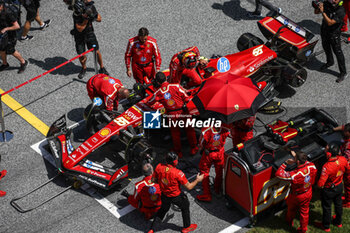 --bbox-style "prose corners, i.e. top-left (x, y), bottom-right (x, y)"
top-left (190, 73), bottom-right (266, 124)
